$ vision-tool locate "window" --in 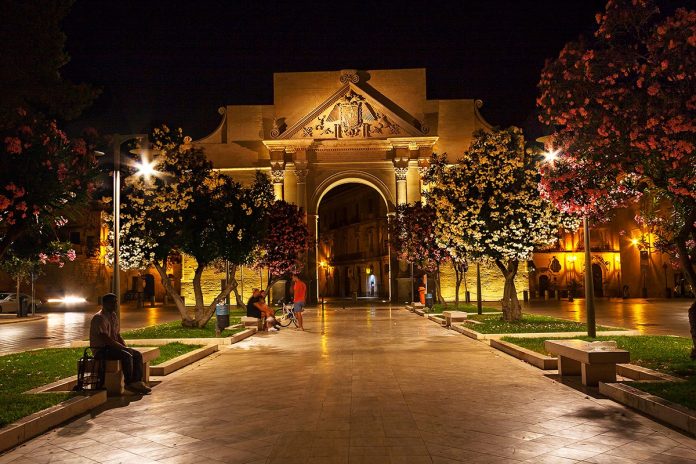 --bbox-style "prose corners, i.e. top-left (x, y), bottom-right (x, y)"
top-left (69, 231), bottom-right (81, 245)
